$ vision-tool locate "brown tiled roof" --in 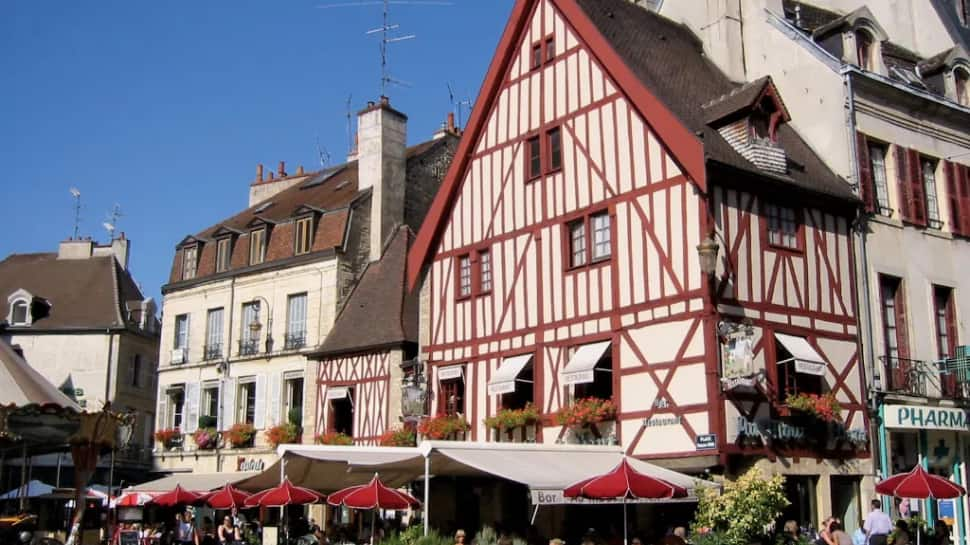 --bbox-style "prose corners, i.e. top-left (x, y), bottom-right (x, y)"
top-left (0, 253), bottom-right (145, 331)
top-left (313, 226), bottom-right (417, 357)
top-left (782, 0), bottom-right (842, 33)
top-left (576, 0), bottom-right (856, 201)
top-left (703, 76), bottom-right (785, 125)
